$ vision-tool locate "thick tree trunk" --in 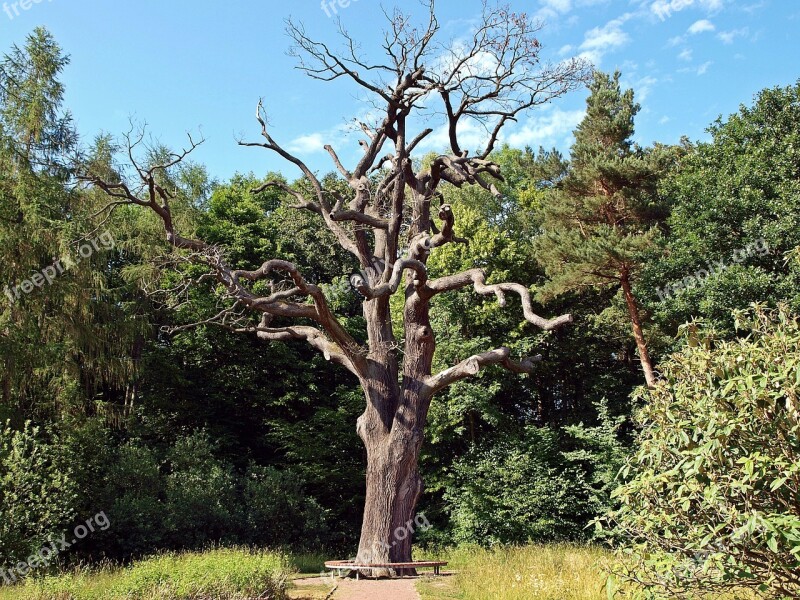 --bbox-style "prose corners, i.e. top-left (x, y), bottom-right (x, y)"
top-left (620, 273), bottom-right (657, 388)
top-left (351, 286), bottom-right (431, 577)
top-left (355, 424), bottom-right (423, 576)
